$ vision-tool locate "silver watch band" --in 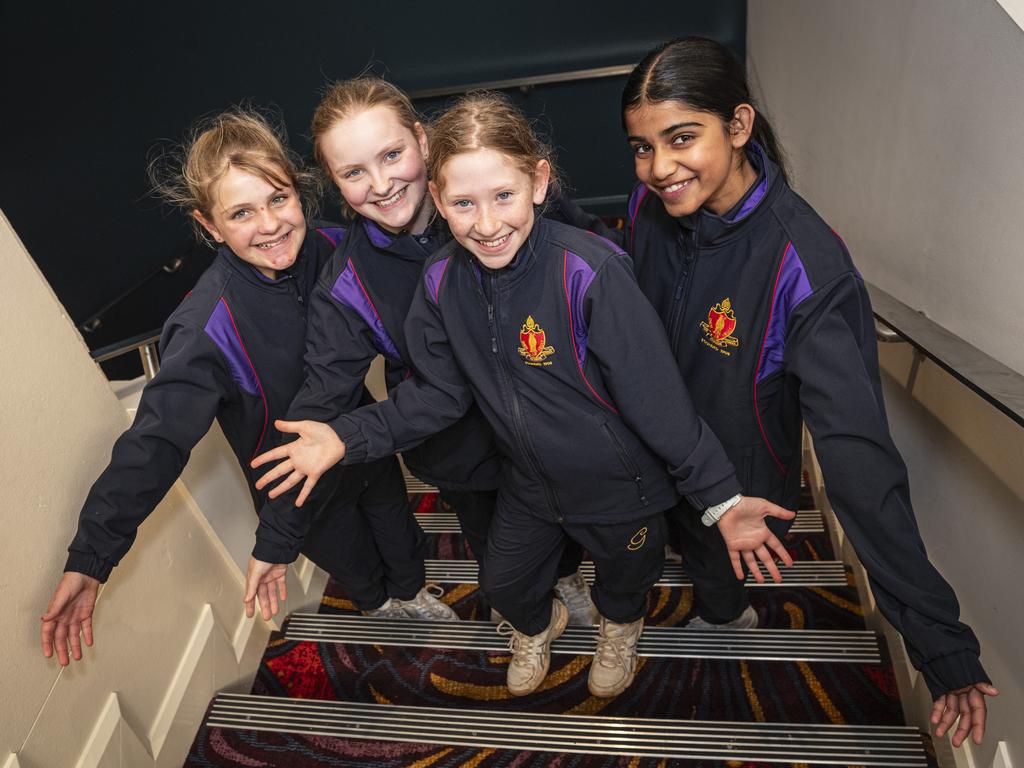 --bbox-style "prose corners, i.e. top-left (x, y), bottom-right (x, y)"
top-left (701, 493), bottom-right (743, 527)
